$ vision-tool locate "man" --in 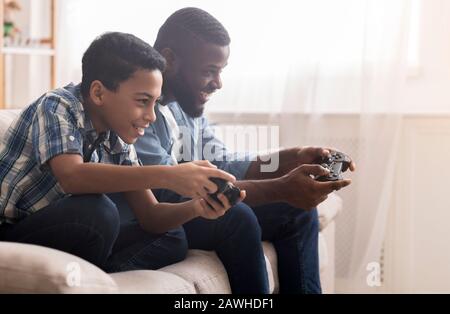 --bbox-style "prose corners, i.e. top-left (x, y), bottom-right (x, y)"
top-left (0, 32), bottom-right (239, 270)
top-left (119, 8), bottom-right (355, 294)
